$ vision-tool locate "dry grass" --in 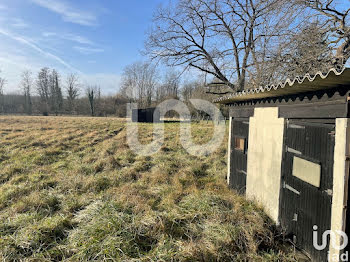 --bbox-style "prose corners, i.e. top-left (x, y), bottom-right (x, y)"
top-left (0, 116), bottom-right (297, 261)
